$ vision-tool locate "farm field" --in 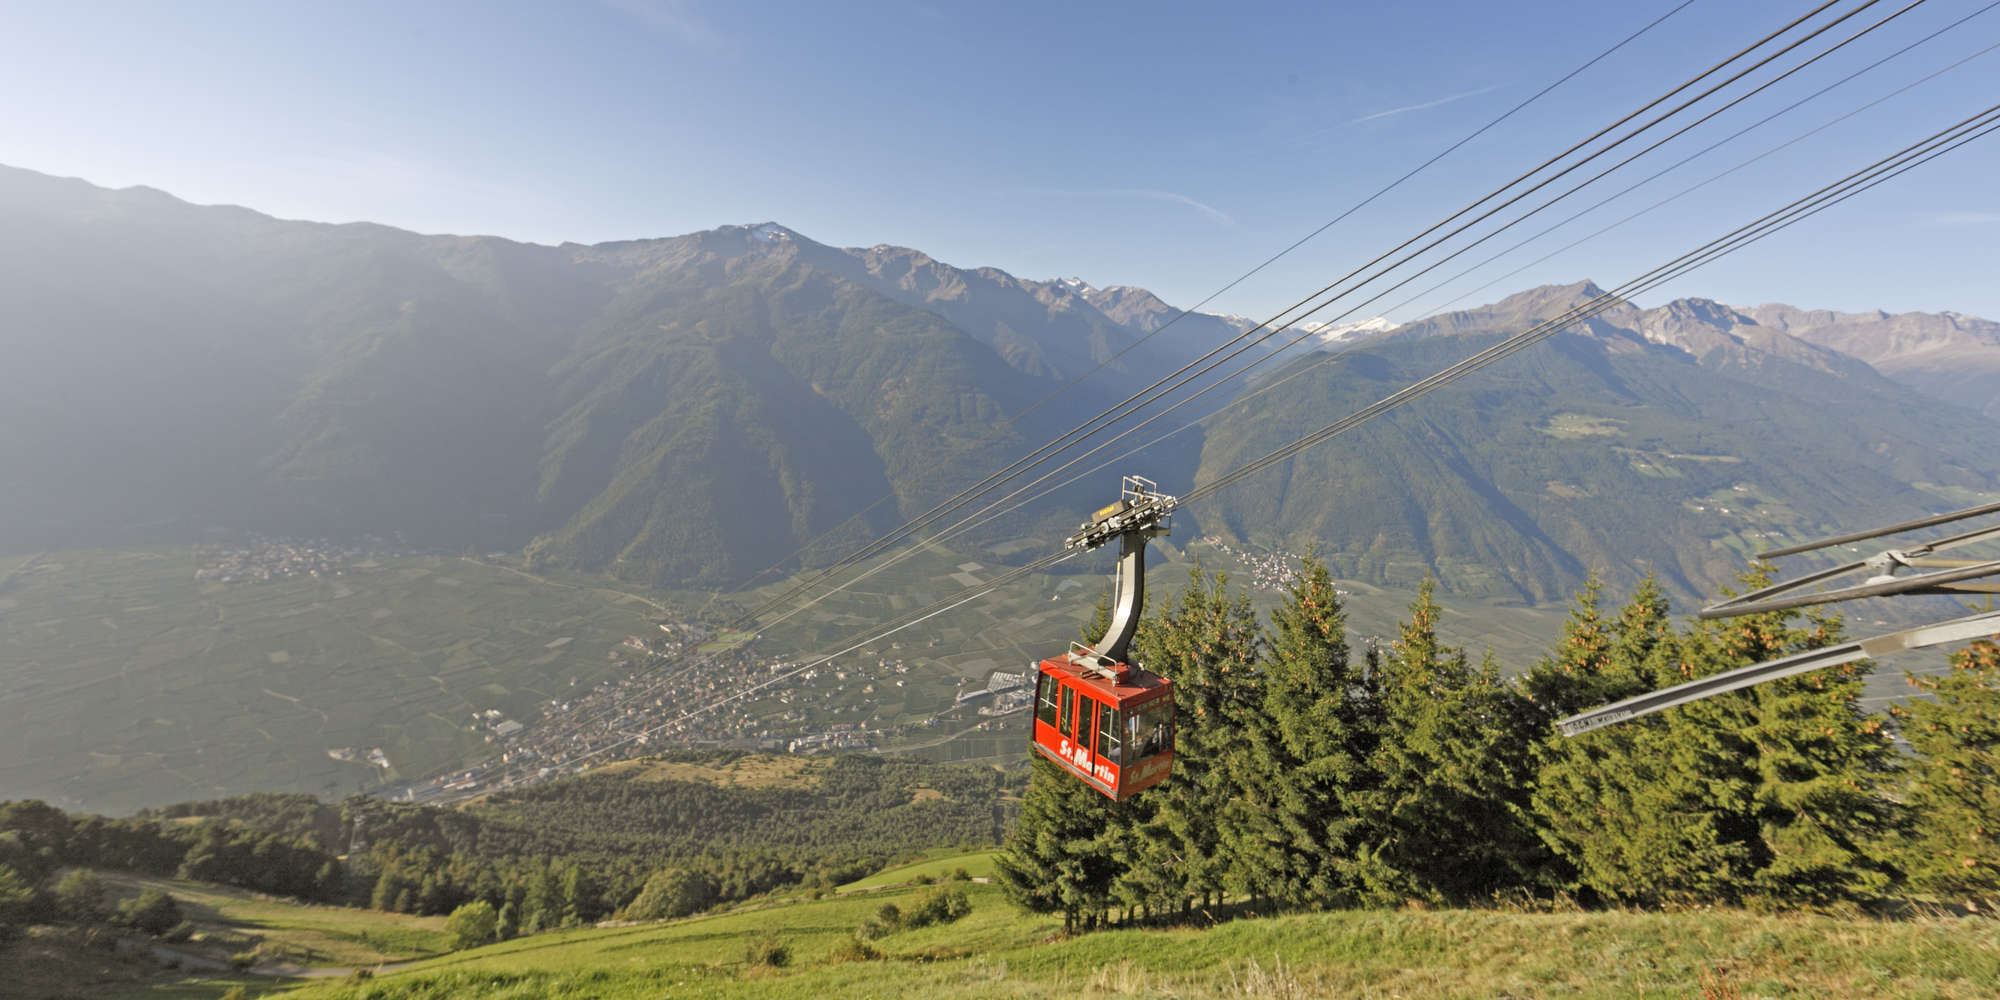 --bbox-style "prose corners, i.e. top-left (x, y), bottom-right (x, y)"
top-left (252, 850), bottom-right (2000, 1000)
